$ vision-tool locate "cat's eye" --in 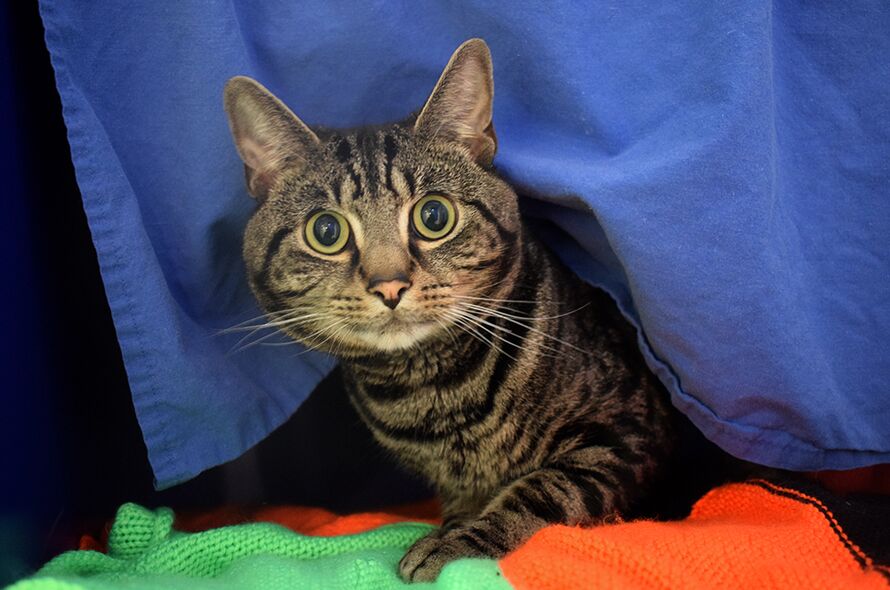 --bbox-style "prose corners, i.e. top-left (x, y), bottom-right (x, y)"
top-left (305, 210), bottom-right (350, 254)
top-left (412, 195), bottom-right (456, 240)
